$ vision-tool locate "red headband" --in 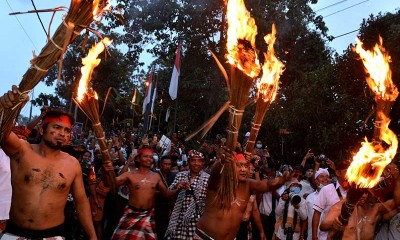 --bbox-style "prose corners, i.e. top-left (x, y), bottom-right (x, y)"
top-left (235, 154), bottom-right (246, 161)
top-left (42, 115), bottom-right (72, 126)
top-left (138, 148), bottom-right (153, 155)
